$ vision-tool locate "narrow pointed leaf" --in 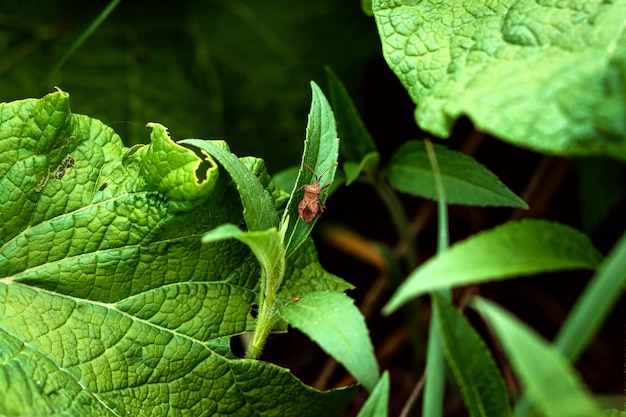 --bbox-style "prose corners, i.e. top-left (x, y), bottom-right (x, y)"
top-left (202, 224), bottom-right (284, 282)
top-left (0, 91), bottom-right (355, 416)
top-left (282, 82), bottom-right (340, 257)
top-left (180, 138), bottom-right (279, 231)
top-left (433, 293), bottom-right (511, 417)
top-left (326, 66), bottom-right (379, 184)
top-left (384, 220), bottom-right (602, 313)
top-left (343, 152), bottom-right (380, 186)
top-left (373, 0), bottom-right (626, 160)
top-left (555, 229), bottom-right (626, 362)
top-left (387, 140), bottom-right (527, 208)
top-left (279, 291), bottom-right (379, 391)
top-left (356, 371), bottom-right (389, 417)
top-left (474, 298), bottom-right (602, 417)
